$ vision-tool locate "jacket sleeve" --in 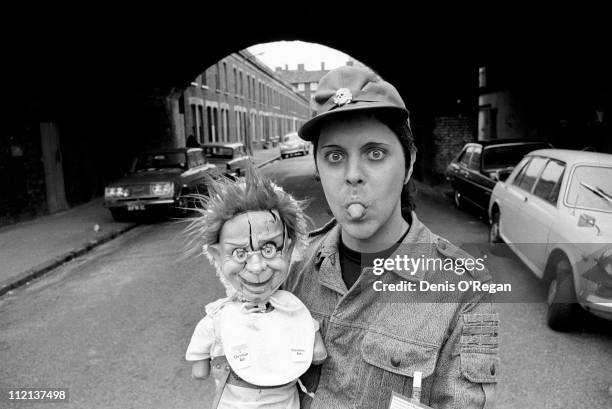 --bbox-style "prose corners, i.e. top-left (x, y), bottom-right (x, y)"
top-left (429, 295), bottom-right (499, 409)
